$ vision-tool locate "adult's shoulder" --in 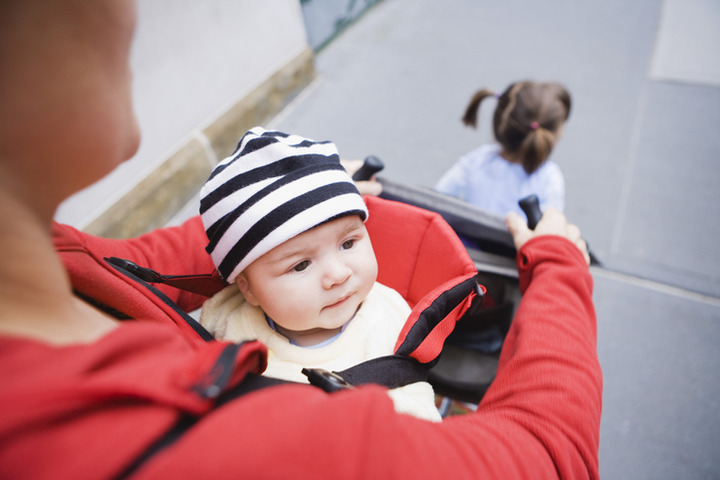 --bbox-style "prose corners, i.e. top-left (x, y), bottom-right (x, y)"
top-left (533, 160), bottom-right (565, 183)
